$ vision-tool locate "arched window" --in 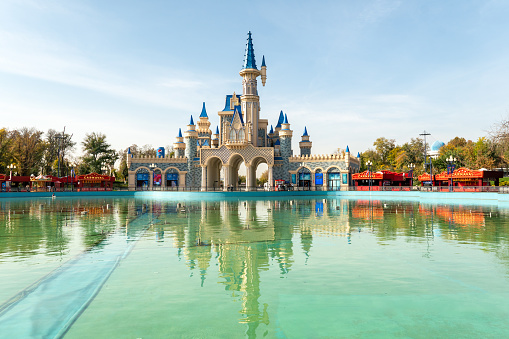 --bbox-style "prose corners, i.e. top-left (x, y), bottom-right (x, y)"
top-left (238, 129), bottom-right (245, 140)
top-left (229, 129), bottom-right (237, 141)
